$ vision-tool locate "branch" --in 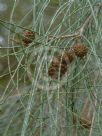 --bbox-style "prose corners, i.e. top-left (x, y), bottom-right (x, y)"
top-left (48, 2), bottom-right (102, 40)
top-left (1, 2), bottom-right (102, 49)
top-left (48, 13), bottom-right (92, 41)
